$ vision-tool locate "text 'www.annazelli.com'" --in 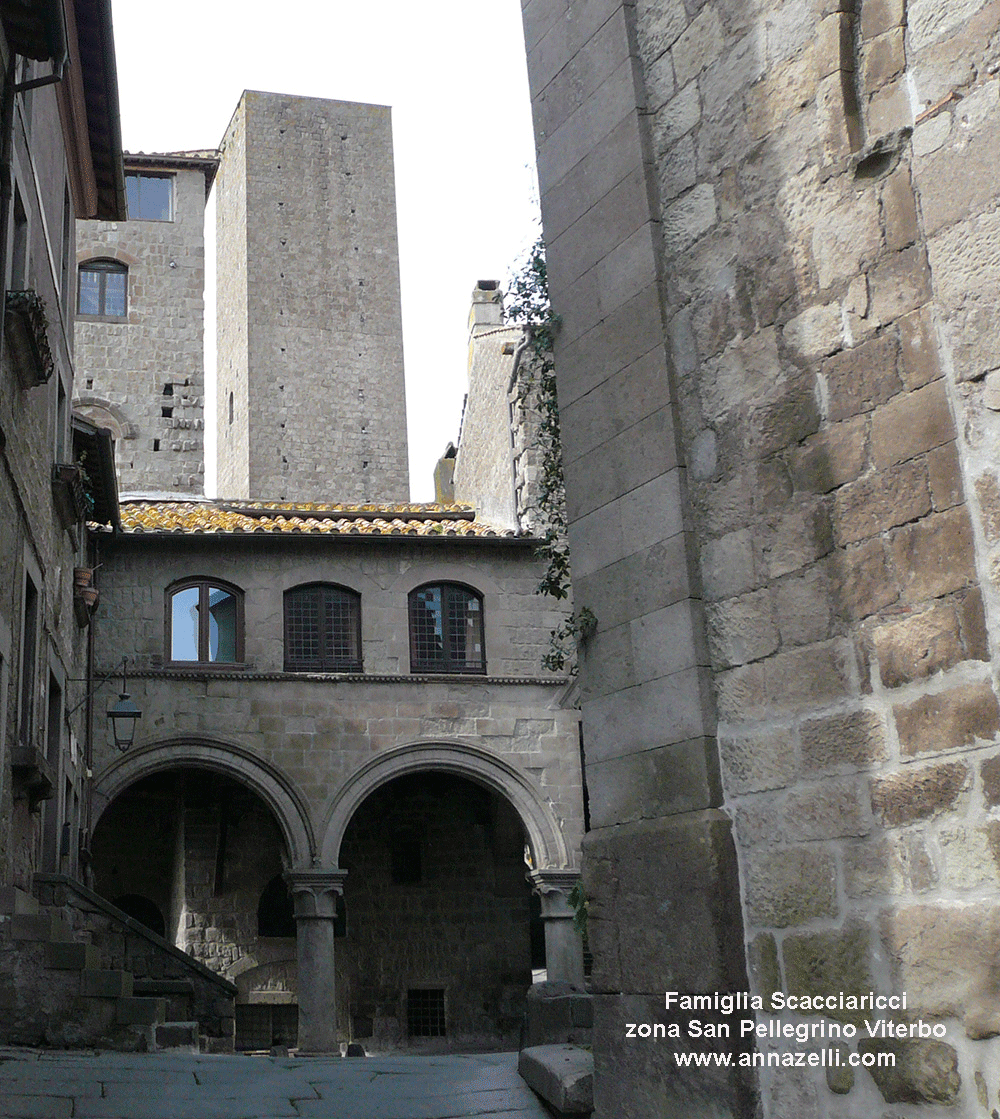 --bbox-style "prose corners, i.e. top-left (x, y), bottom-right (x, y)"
top-left (673, 1049), bottom-right (897, 1069)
